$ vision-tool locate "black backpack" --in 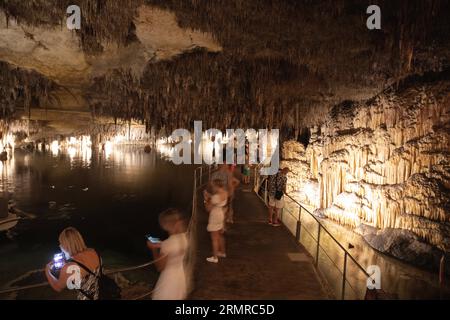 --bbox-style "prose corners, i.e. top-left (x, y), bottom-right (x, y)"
top-left (70, 254), bottom-right (122, 300)
top-left (274, 172), bottom-right (284, 200)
